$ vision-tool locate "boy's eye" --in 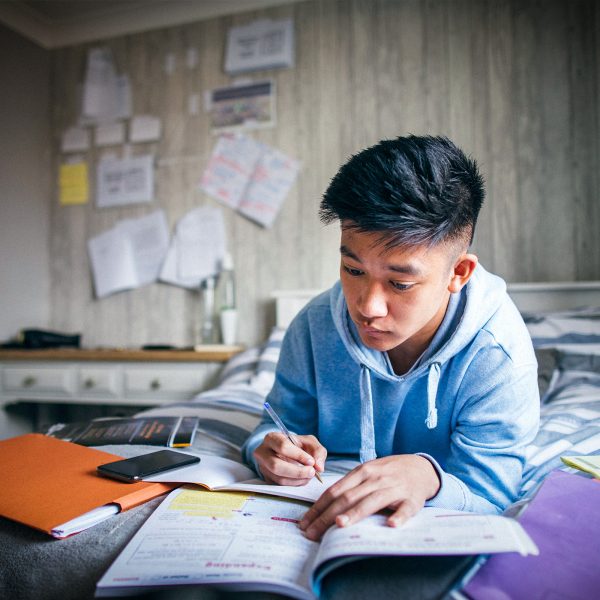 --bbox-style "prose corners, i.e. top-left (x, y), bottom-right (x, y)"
top-left (391, 281), bottom-right (413, 291)
top-left (342, 264), bottom-right (363, 277)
